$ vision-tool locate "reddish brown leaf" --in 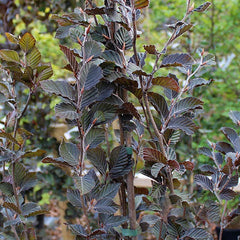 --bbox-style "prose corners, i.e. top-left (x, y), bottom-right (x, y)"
top-left (60, 45), bottom-right (79, 75)
top-left (168, 160), bottom-right (180, 170)
top-left (144, 45), bottom-right (157, 55)
top-left (152, 76), bottom-right (180, 92)
top-left (182, 161), bottom-right (194, 171)
top-left (143, 148), bottom-right (167, 164)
